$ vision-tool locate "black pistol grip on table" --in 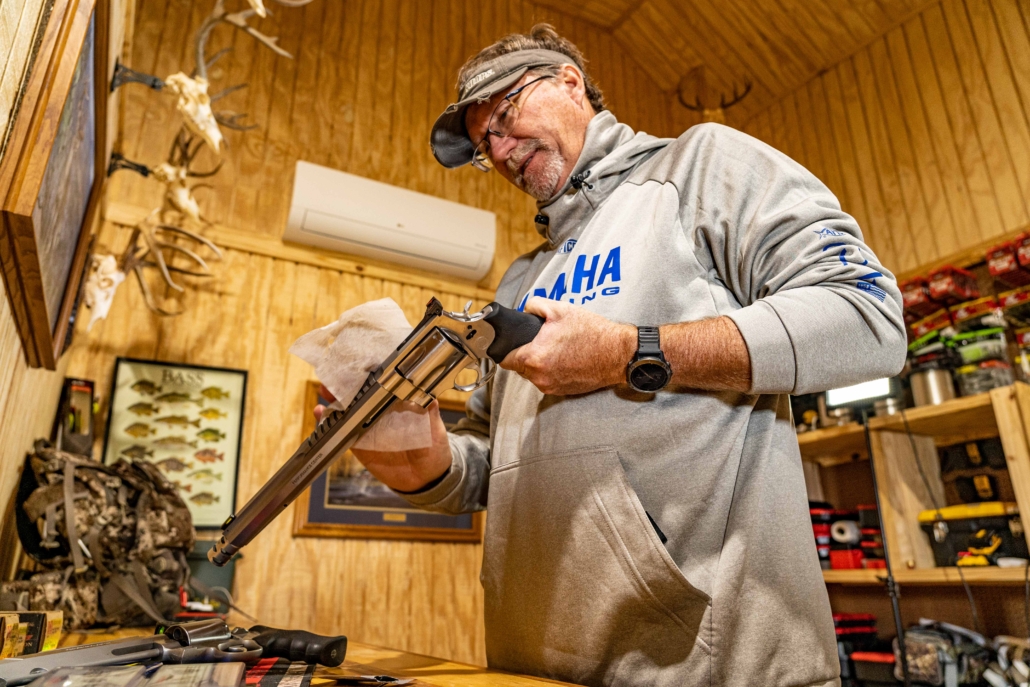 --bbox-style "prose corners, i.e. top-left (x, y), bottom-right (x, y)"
top-left (249, 626), bottom-right (348, 667)
top-left (484, 302), bottom-right (544, 363)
